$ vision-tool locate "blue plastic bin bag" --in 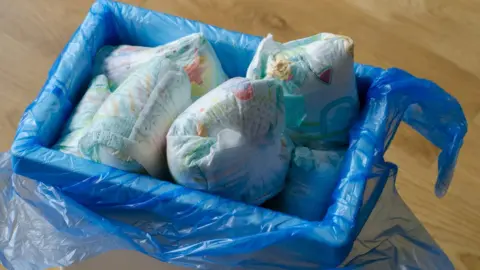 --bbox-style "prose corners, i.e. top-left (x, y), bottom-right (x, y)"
top-left (0, 155), bottom-right (455, 269)
top-left (6, 0), bottom-right (467, 269)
